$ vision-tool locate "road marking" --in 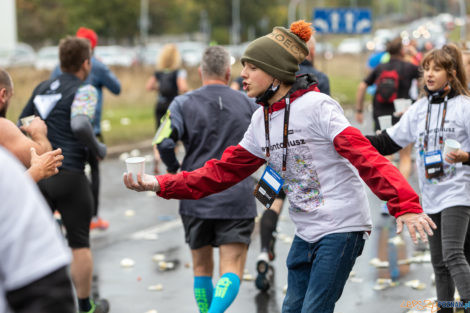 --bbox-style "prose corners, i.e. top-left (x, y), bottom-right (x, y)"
top-left (130, 219), bottom-right (182, 240)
